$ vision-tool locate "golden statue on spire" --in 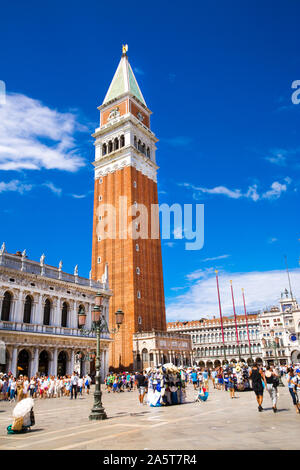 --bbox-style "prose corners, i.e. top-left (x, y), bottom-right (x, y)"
top-left (122, 44), bottom-right (128, 55)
